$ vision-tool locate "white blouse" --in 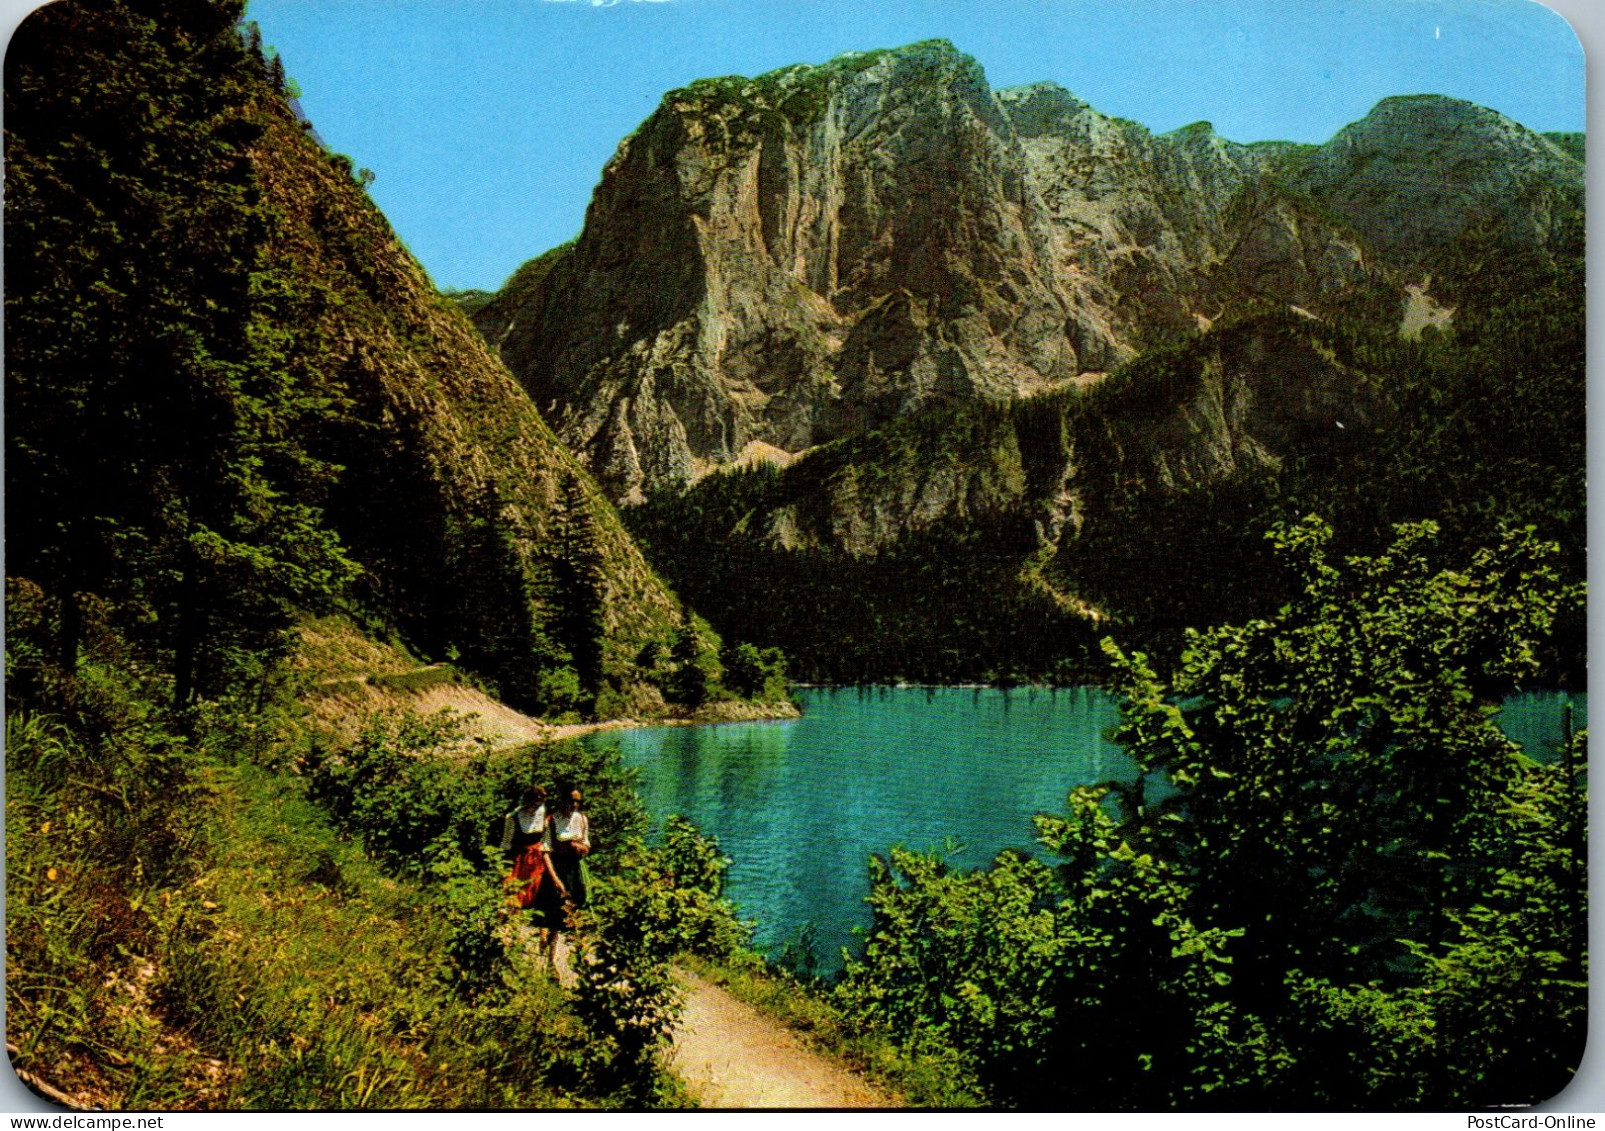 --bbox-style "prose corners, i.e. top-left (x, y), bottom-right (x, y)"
top-left (499, 804), bottom-right (551, 853)
top-left (552, 810), bottom-right (590, 850)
